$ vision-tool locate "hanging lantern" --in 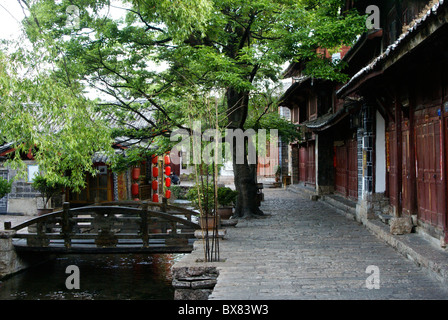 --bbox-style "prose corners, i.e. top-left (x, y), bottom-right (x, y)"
top-left (152, 193), bottom-right (159, 202)
top-left (152, 166), bottom-right (159, 177)
top-left (165, 189), bottom-right (171, 199)
top-left (152, 155), bottom-right (158, 164)
top-left (164, 166), bottom-right (171, 176)
top-left (164, 154), bottom-right (170, 165)
top-left (131, 183), bottom-right (139, 196)
top-left (165, 177), bottom-right (171, 188)
top-left (152, 180), bottom-right (158, 191)
top-left (132, 167), bottom-right (140, 180)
